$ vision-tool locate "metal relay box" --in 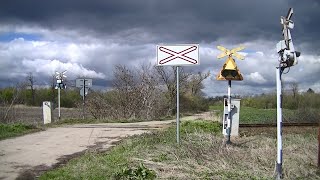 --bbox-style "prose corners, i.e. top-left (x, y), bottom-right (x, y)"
top-left (222, 98), bottom-right (241, 136)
